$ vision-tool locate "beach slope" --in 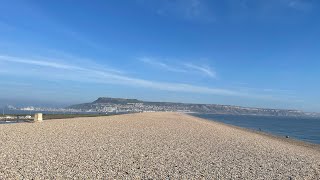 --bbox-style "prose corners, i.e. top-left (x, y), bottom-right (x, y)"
top-left (0, 112), bottom-right (319, 179)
